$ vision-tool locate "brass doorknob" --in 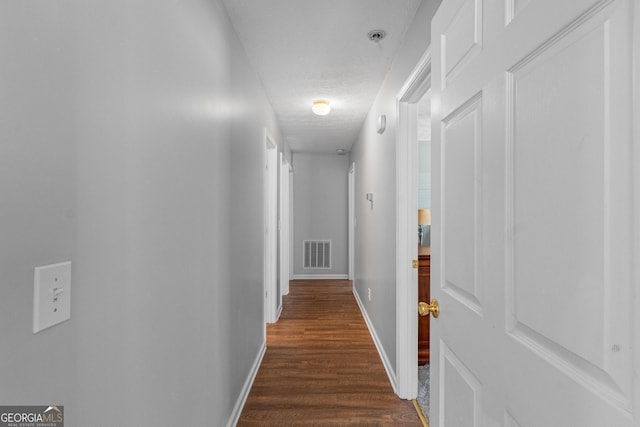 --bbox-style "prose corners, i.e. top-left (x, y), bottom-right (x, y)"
top-left (418, 299), bottom-right (439, 318)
